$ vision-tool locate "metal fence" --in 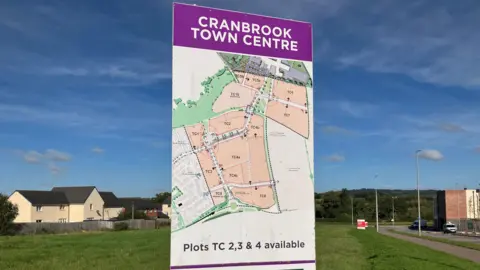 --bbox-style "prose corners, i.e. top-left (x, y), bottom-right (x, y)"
top-left (456, 219), bottom-right (480, 235)
top-left (14, 219), bottom-right (170, 235)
